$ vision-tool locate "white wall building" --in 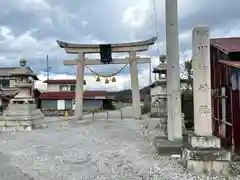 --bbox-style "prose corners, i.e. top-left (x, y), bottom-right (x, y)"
top-left (38, 79), bottom-right (111, 112)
